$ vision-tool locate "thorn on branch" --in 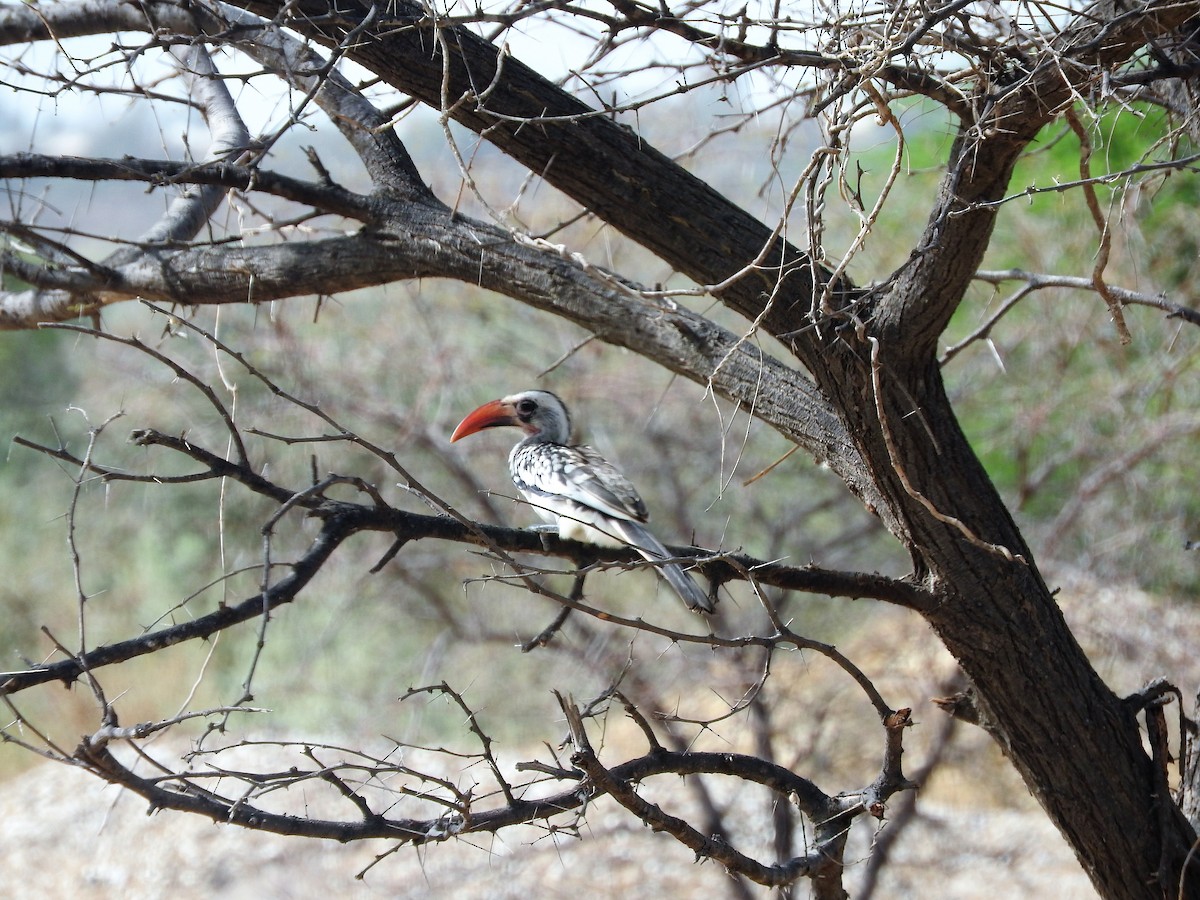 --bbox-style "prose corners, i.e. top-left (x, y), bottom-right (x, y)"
top-left (521, 572), bottom-right (583, 651)
top-left (931, 688), bottom-right (982, 726)
top-left (402, 681), bottom-right (516, 805)
top-left (304, 146), bottom-right (335, 186)
top-left (370, 537), bottom-right (408, 573)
